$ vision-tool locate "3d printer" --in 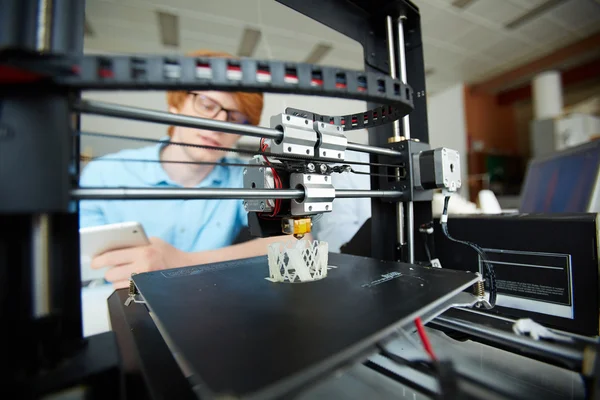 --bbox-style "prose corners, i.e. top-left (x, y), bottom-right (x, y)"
top-left (1, 0), bottom-right (598, 399)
